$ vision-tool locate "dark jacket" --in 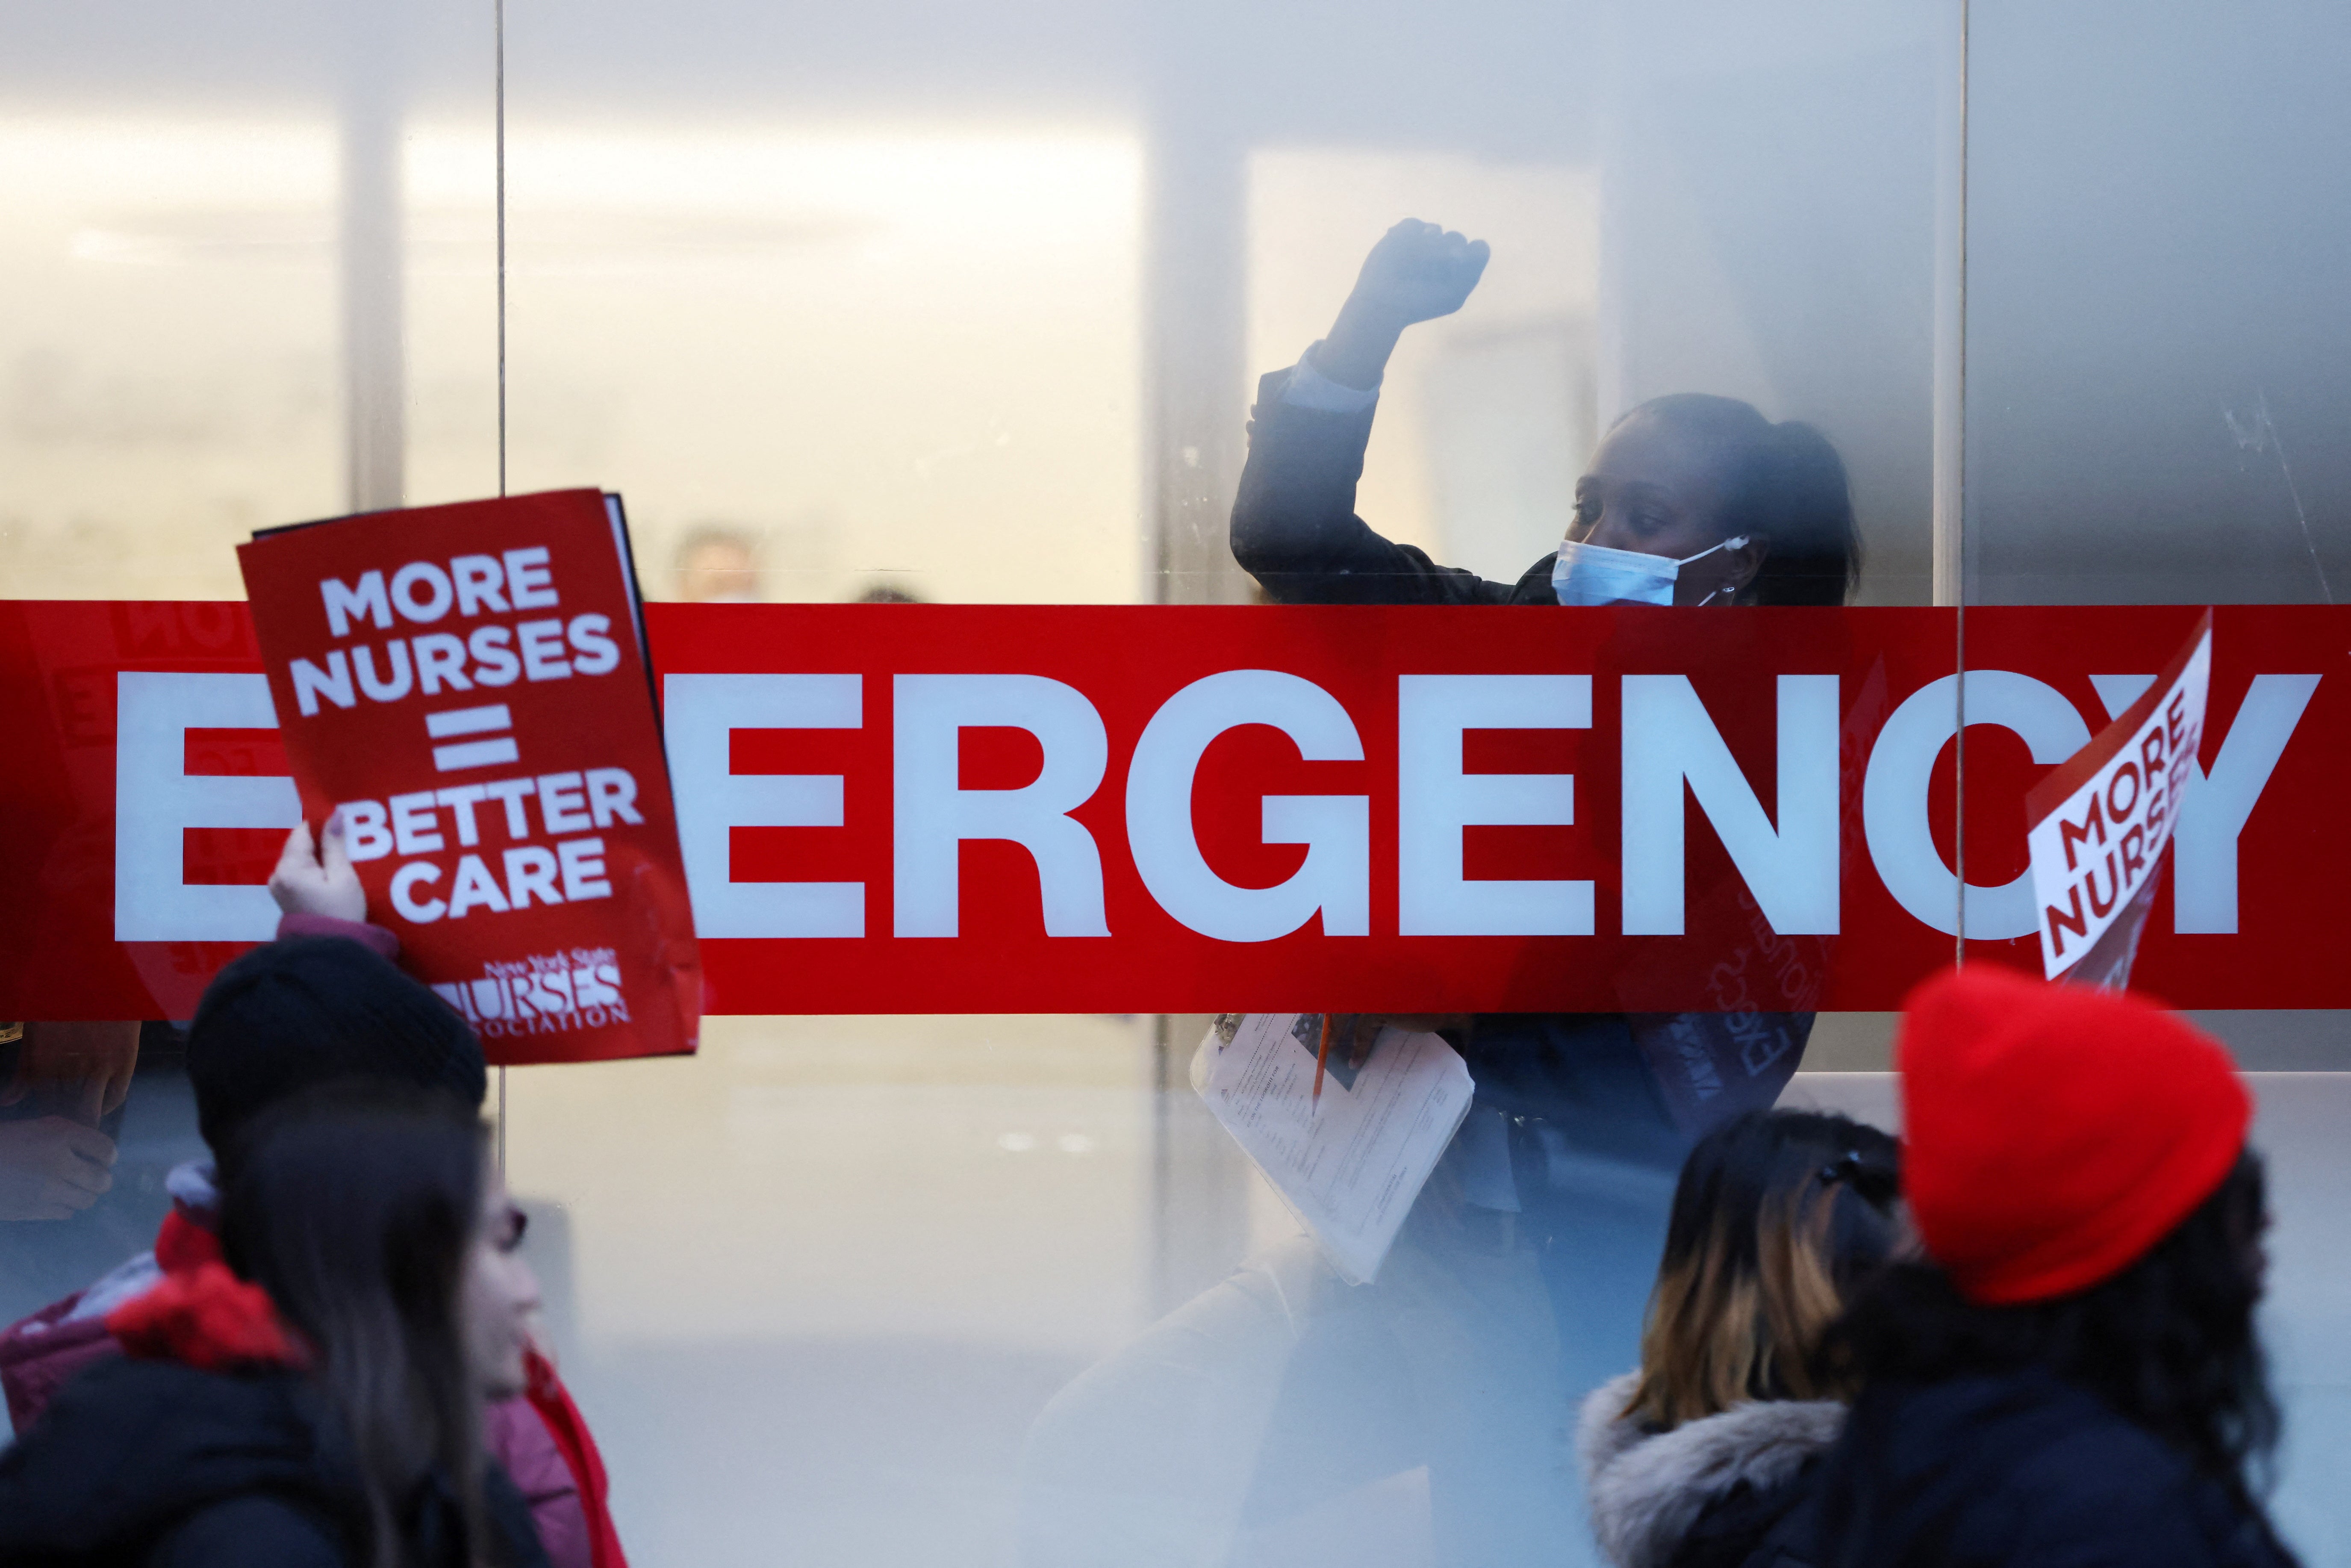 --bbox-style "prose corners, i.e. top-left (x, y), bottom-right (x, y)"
top-left (1231, 367), bottom-right (1563, 606)
top-left (0, 1358), bottom-right (554, 1568)
top-left (2, 912), bottom-right (622, 1568)
top-left (0, 1181), bottom-right (599, 1568)
top-left (1579, 1371), bottom-right (1840, 1568)
top-left (1228, 365), bottom-right (1813, 1147)
top-left (1808, 1368), bottom-right (2299, 1568)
